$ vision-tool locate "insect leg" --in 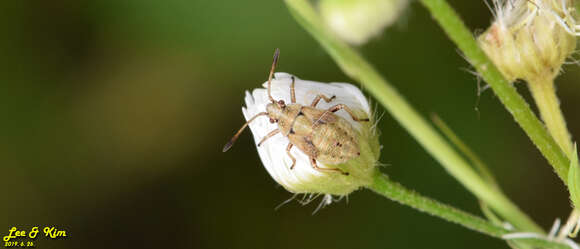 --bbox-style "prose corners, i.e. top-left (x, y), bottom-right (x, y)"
top-left (286, 143), bottom-right (296, 169)
top-left (310, 157), bottom-right (349, 175)
top-left (310, 94), bottom-right (336, 107)
top-left (327, 104), bottom-right (369, 122)
top-left (223, 112), bottom-right (269, 152)
top-left (258, 129), bottom-right (280, 147)
top-left (290, 76), bottom-right (296, 104)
